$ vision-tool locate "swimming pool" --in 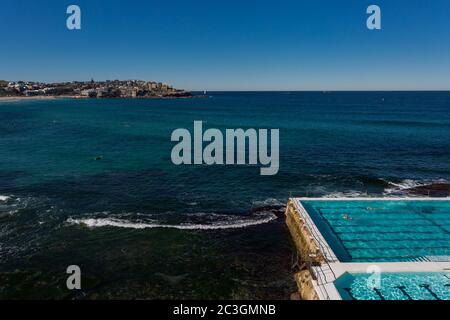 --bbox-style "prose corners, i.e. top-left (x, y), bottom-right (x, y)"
top-left (335, 272), bottom-right (450, 300)
top-left (300, 200), bottom-right (450, 262)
